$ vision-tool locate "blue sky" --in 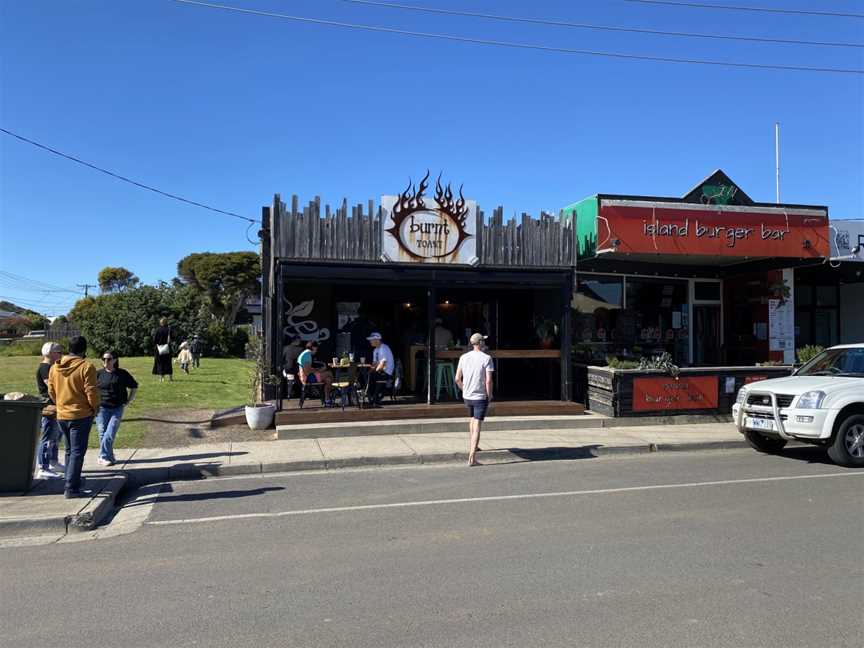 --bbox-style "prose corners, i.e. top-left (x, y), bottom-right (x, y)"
top-left (1, 0), bottom-right (862, 315)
